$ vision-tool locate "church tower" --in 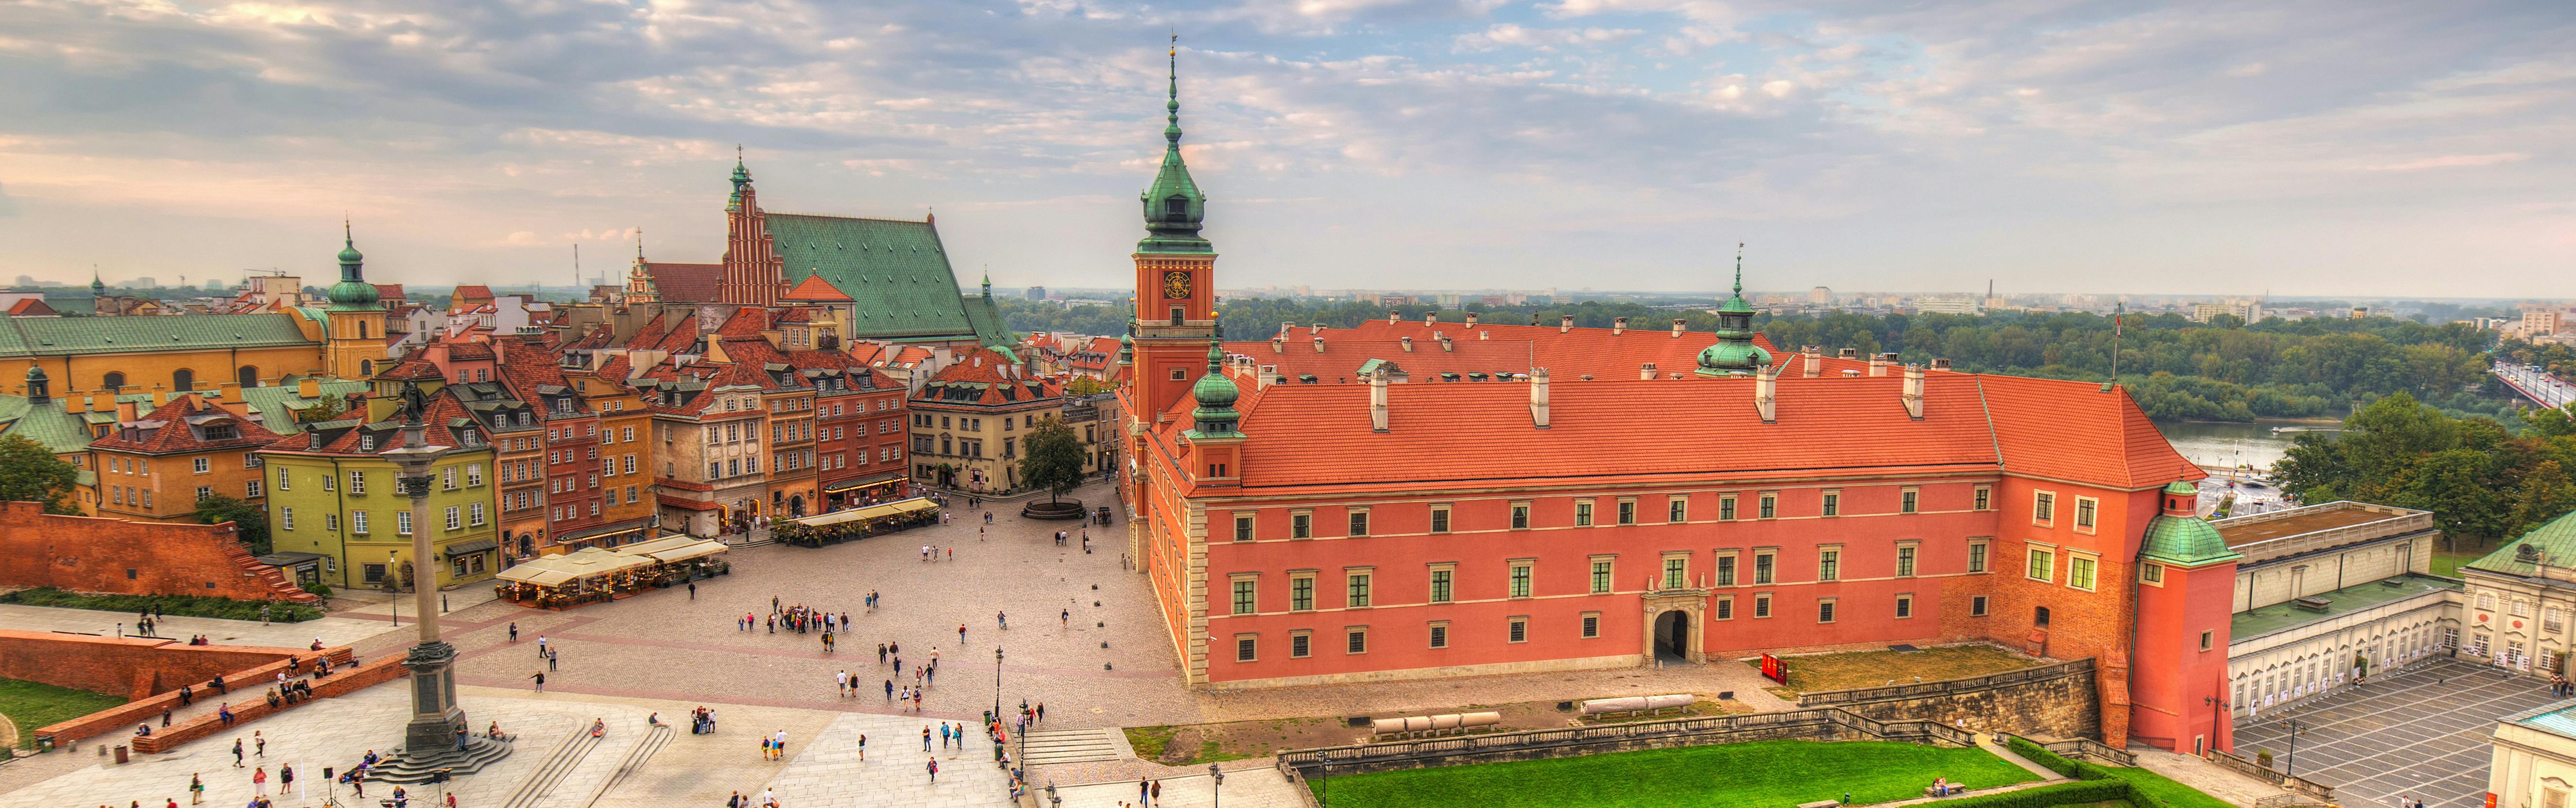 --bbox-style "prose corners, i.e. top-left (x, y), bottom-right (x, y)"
top-left (719, 150), bottom-right (785, 307)
top-left (1129, 39), bottom-right (1219, 423)
top-left (323, 222), bottom-right (390, 380)
top-left (626, 229), bottom-right (660, 305)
